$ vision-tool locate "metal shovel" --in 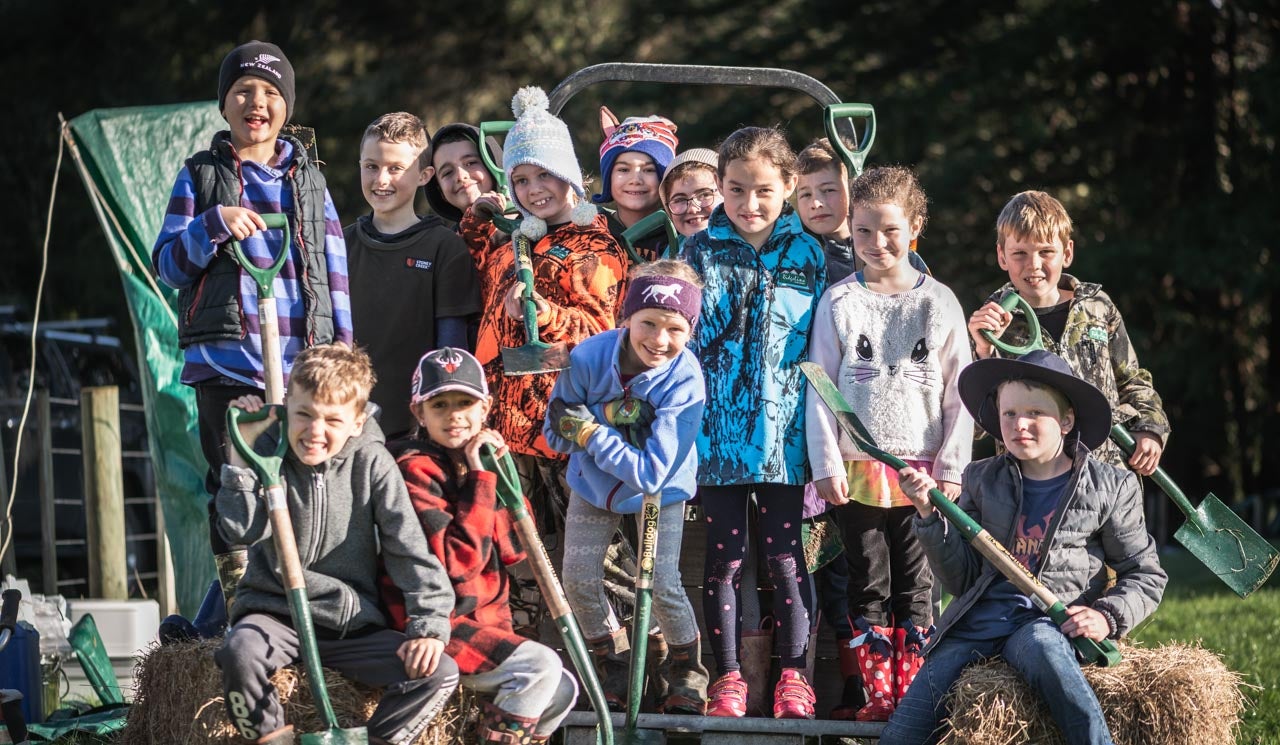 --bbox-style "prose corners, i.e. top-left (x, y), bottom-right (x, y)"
top-left (623, 492), bottom-right (664, 745)
top-left (984, 292), bottom-right (1279, 597)
top-left (478, 444), bottom-right (615, 745)
top-left (227, 405), bottom-right (368, 744)
top-left (500, 231), bottom-right (571, 375)
top-left (801, 362), bottom-right (1123, 666)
